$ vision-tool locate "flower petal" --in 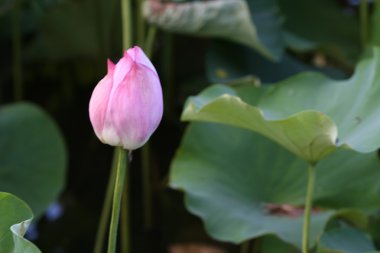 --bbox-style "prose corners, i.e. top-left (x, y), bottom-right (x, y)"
top-left (89, 60), bottom-right (115, 142)
top-left (113, 53), bottom-right (134, 89)
top-left (125, 46), bottom-right (158, 75)
top-left (110, 64), bottom-right (163, 150)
